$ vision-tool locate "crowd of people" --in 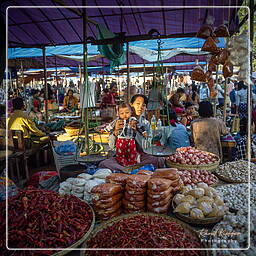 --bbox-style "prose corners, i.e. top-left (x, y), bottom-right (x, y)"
top-left (1, 75), bottom-right (256, 170)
